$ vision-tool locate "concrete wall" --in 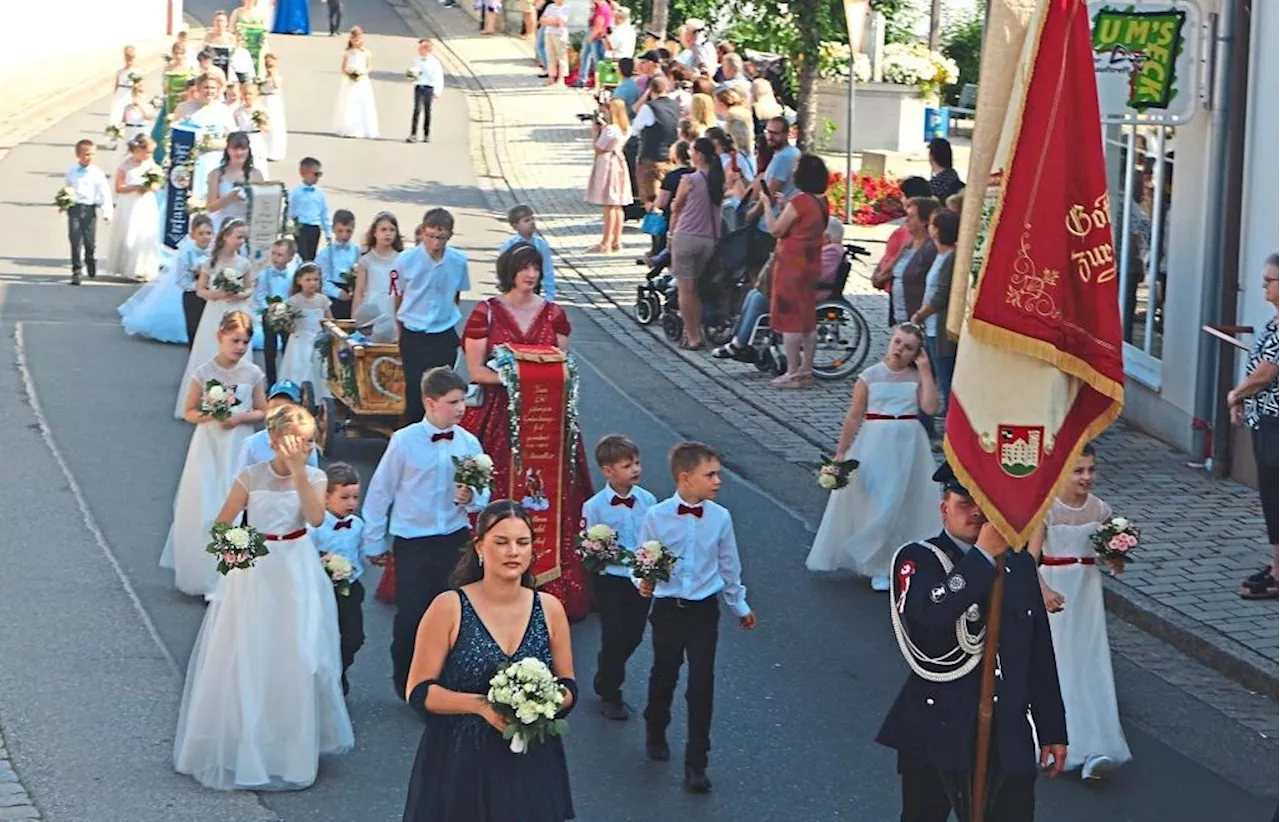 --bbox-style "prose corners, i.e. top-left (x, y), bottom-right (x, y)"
top-left (5, 0), bottom-right (178, 72)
